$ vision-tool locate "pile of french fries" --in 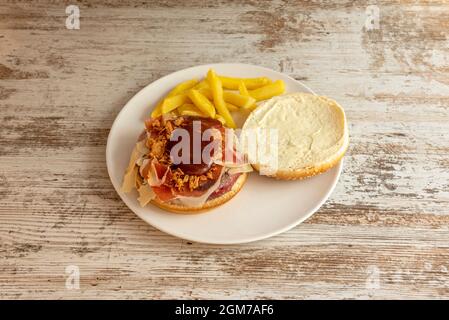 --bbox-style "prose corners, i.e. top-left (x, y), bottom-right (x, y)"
top-left (151, 69), bottom-right (286, 128)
